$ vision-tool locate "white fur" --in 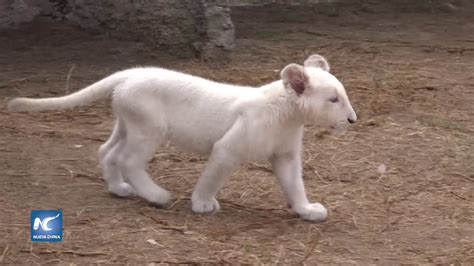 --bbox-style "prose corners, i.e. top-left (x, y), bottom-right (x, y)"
top-left (8, 54), bottom-right (357, 221)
